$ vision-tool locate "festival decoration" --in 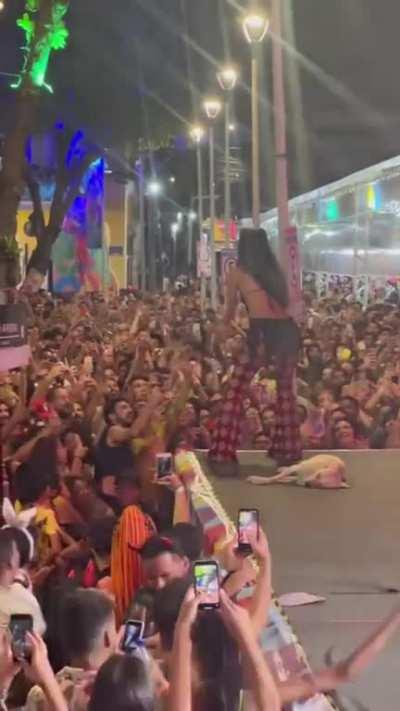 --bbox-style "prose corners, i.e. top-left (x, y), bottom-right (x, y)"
top-left (12, 0), bottom-right (70, 93)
